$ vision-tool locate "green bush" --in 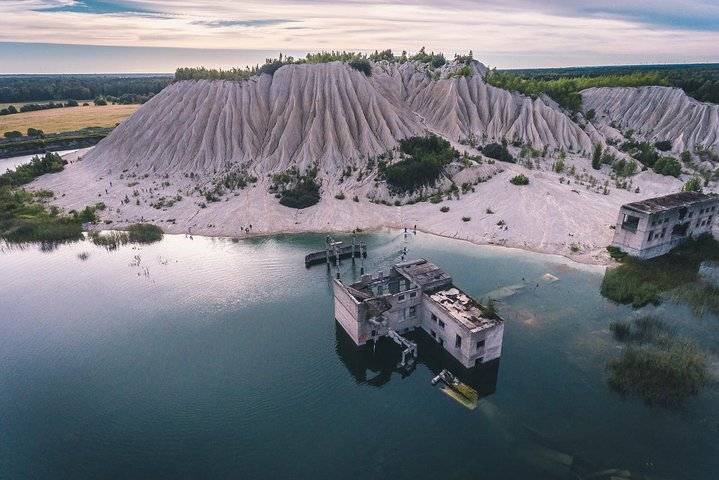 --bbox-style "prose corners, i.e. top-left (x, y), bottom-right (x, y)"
top-left (279, 178), bottom-right (321, 209)
top-left (655, 140), bottom-right (672, 151)
top-left (4, 131), bottom-right (22, 139)
top-left (482, 143), bottom-right (514, 163)
top-left (383, 134), bottom-right (457, 193)
top-left (440, 206), bottom-right (449, 213)
top-left (611, 159), bottom-right (638, 177)
top-left (683, 176), bottom-right (703, 193)
top-left (591, 144), bottom-right (602, 170)
top-left (653, 156), bottom-right (681, 177)
top-left (94, 97), bottom-right (107, 106)
top-left (509, 174), bottom-right (529, 185)
top-left (26, 128), bottom-right (44, 137)
top-left (127, 223), bottom-right (163, 243)
top-left (348, 59), bottom-right (372, 76)
top-left (462, 216), bottom-right (471, 222)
